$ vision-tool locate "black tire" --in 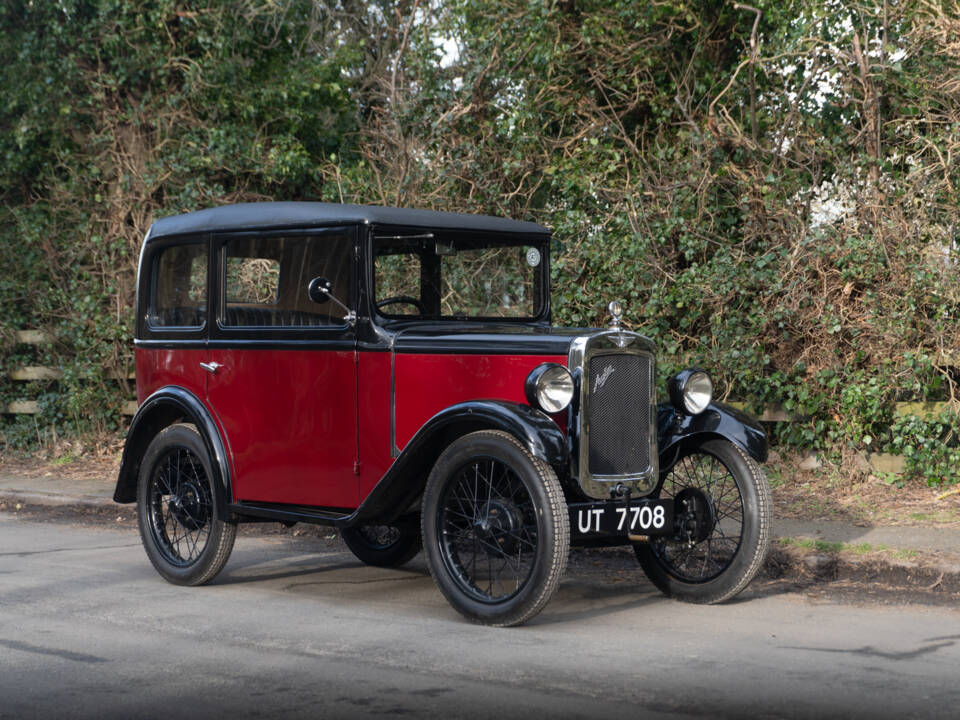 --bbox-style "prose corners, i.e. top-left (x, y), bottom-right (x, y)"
top-left (635, 439), bottom-right (771, 604)
top-left (136, 423), bottom-right (236, 586)
top-left (341, 523), bottom-right (422, 567)
top-left (422, 430), bottom-right (569, 627)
